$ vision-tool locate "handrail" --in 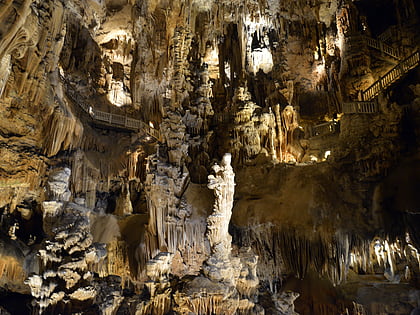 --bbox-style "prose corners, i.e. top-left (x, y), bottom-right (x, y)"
top-left (377, 25), bottom-right (400, 44)
top-left (342, 101), bottom-right (379, 114)
top-left (309, 121), bottom-right (338, 137)
top-left (365, 36), bottom-right (400, 59)
top-left (362, 51), bottom-right (419, 101)
top-left (62, 76), bottom-right (161, 141)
